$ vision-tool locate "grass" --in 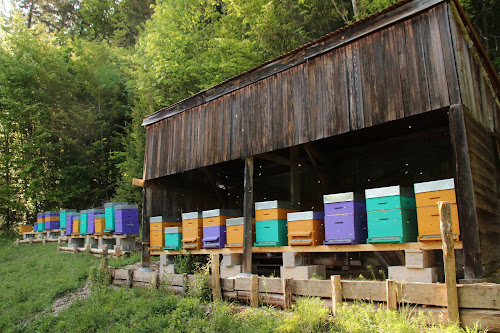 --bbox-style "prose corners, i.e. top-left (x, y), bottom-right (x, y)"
top-left (0, 233), bottom-right (485, 333)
